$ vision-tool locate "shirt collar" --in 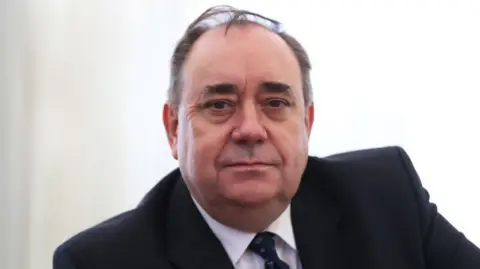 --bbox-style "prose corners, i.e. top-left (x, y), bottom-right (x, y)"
top-left (192, 196), bottom-right (297, 265)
